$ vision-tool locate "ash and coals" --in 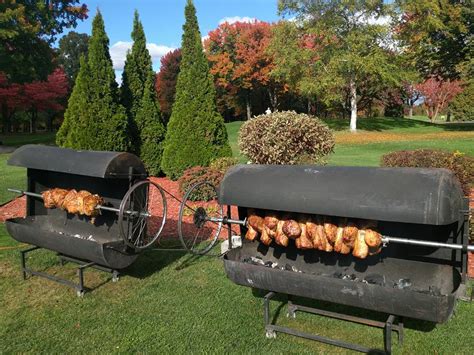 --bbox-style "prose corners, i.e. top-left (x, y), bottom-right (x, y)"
top-left (241, 256), bottom-right (443, 296)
